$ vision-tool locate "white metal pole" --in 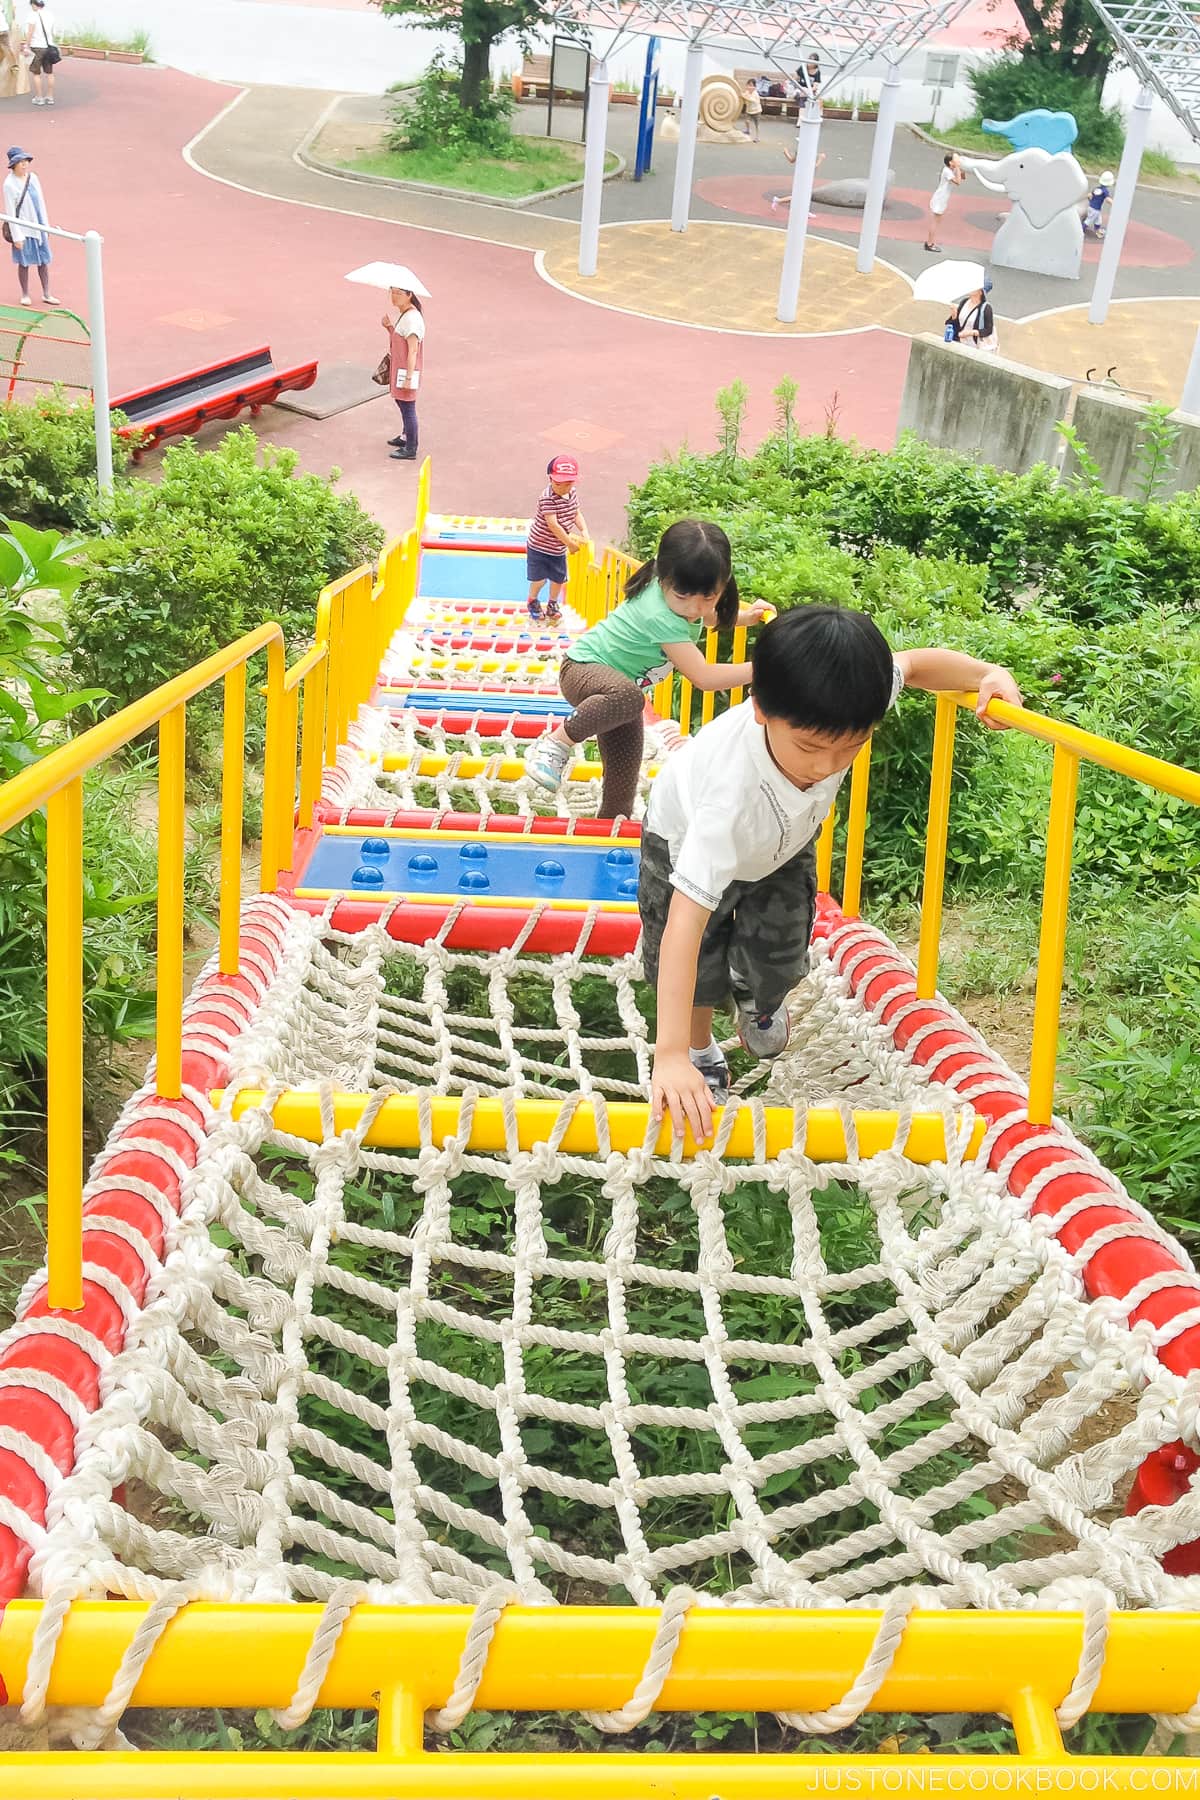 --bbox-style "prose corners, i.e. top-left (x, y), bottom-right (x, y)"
top-left (1088, 84), bottom-right (1152, 327)
top-left (84, 229), bottom-right (113, 498)
top-left (670, 41), bottom-right (705, 234)
top-left (578, 59), bottom-right (610, 279)
top-left (1181, 323), bottom-right (1200, 416)
top-left (856, 62), bottom-right (901, 275)
top-left (776, 102), bottom-right (822, 324)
